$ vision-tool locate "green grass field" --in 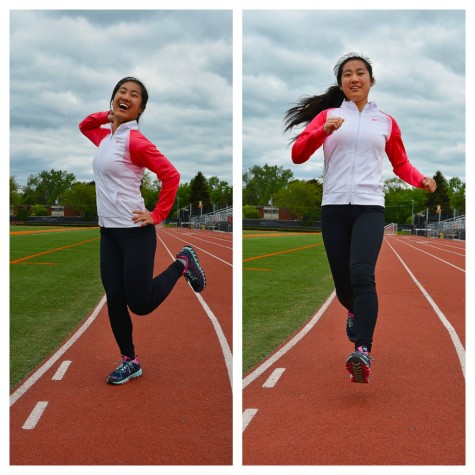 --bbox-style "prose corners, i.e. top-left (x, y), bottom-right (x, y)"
top-left (10, 226), bottom-right (104, 389)
top-left (243, 230), bottom-right (334, 375)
